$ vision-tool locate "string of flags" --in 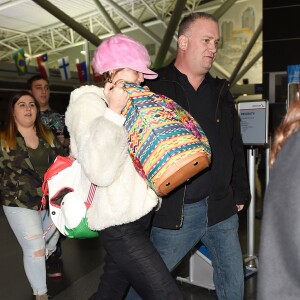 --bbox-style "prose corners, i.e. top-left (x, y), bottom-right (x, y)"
top-left (11, 48), bottom-right (103, 83)
top-left (58, 56), bottom-right (71, 81)
top-left (37, 53), bottom-right (49, 78)
top-left (76, 60), bottom-right (87, 83)
top-left (12, 48), bottom-right (27, 76)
